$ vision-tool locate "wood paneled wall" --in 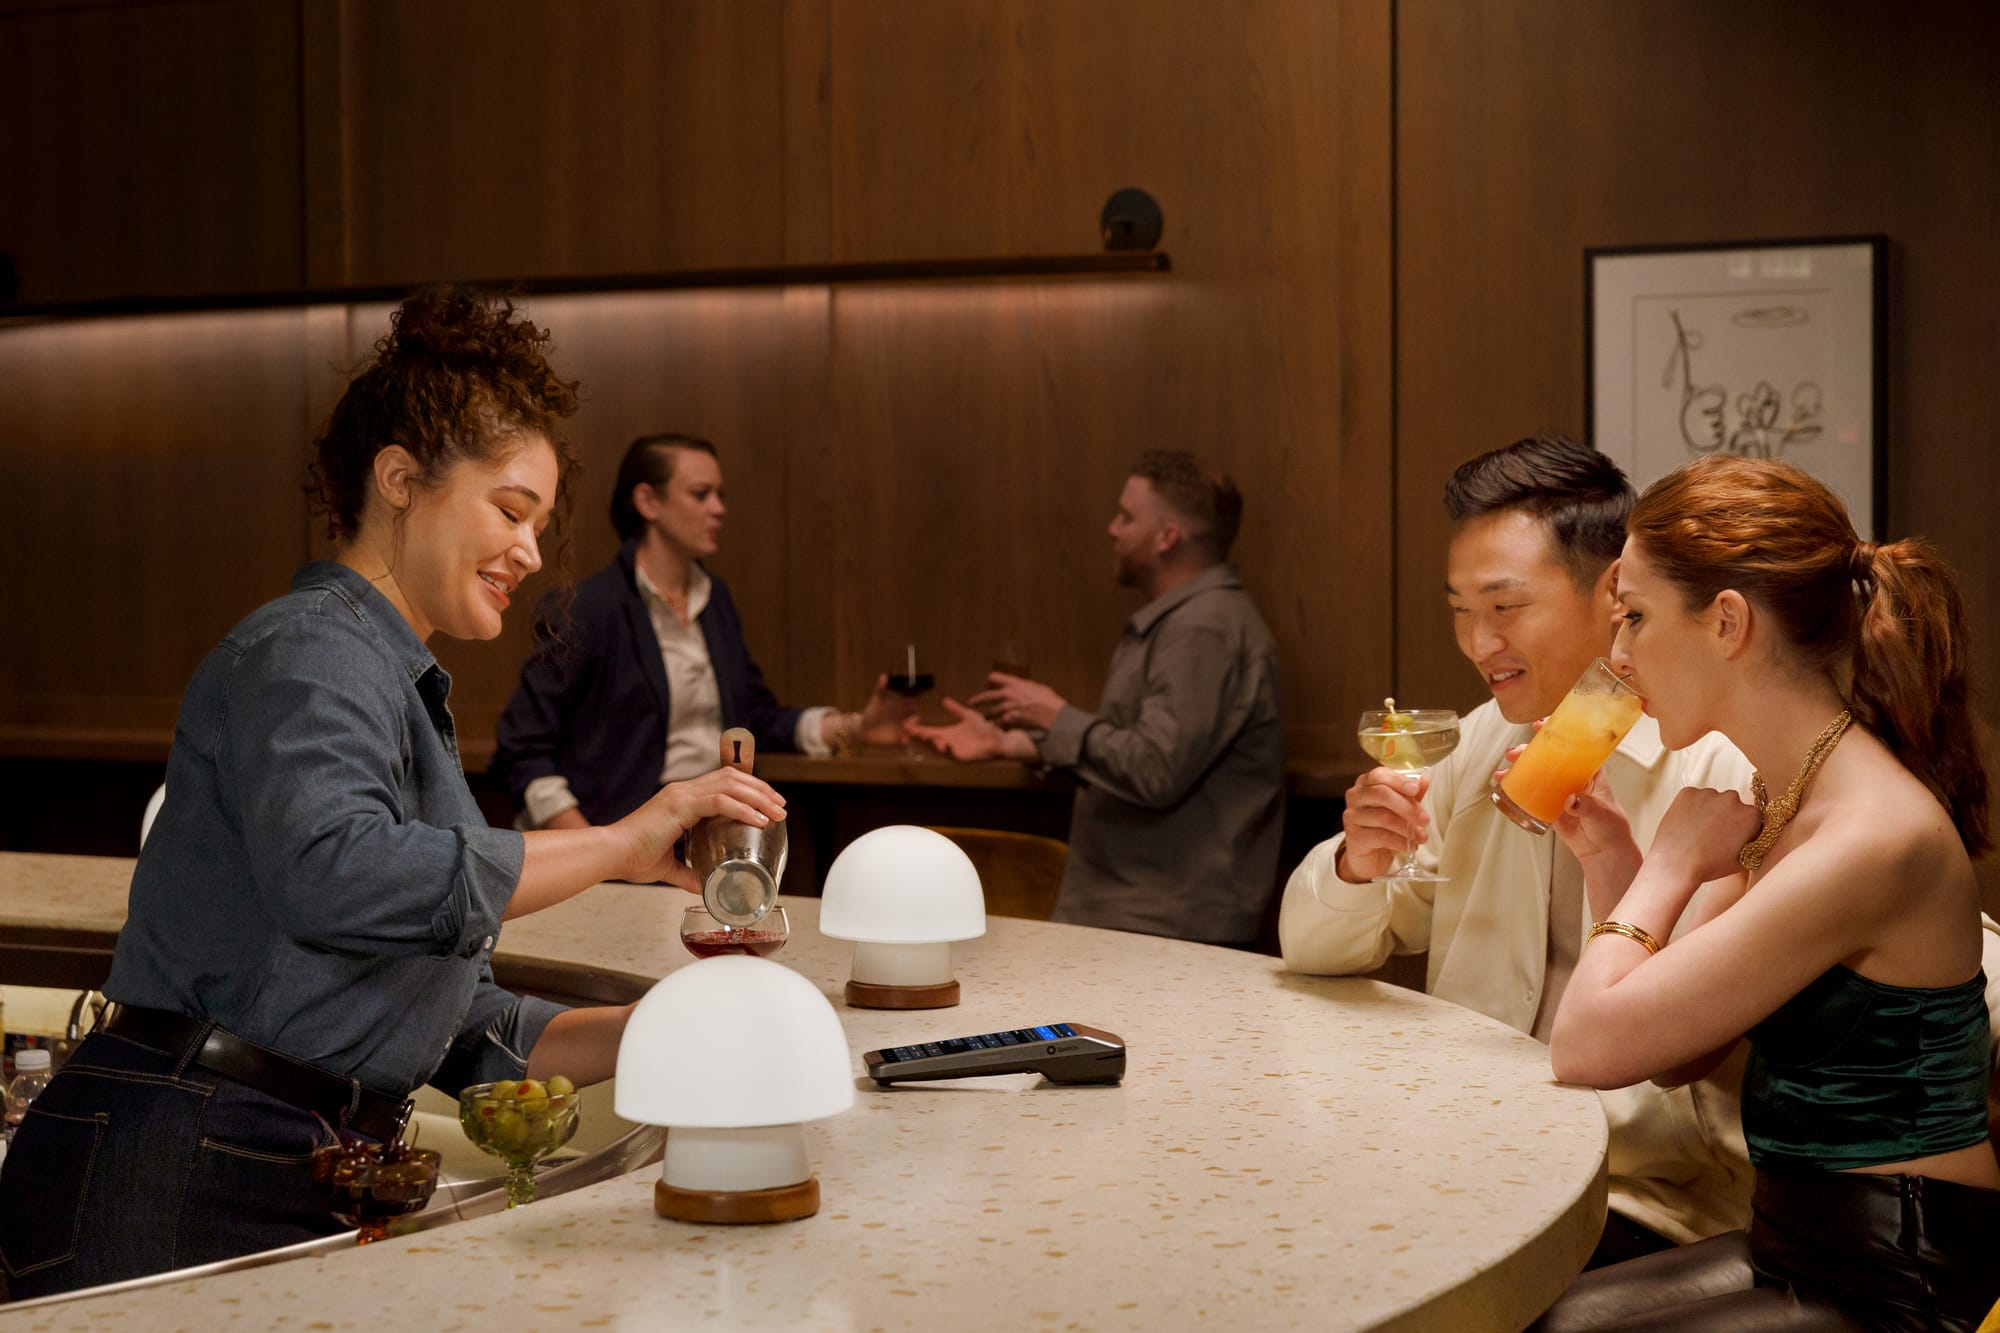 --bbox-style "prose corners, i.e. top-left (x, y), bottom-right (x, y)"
top-left (4, 0), bottom-right (1996, 838)
top-left (1393, 0), bottom-right (2000, 719)
top-left (0, 0), bottom-right (1392, 771)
